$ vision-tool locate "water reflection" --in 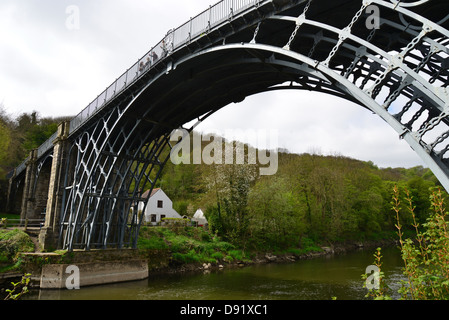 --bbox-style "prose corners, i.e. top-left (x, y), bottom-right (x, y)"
top-left (28, 246), bottom-right (405, 300)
